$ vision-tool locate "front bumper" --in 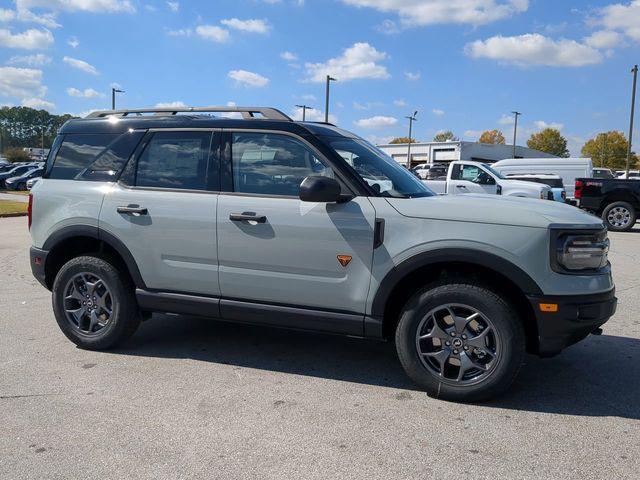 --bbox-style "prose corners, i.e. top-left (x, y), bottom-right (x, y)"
top-left (527, 288), bottom-right (616, 357)
top-left (30, 246), bottom-right (49, 289)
